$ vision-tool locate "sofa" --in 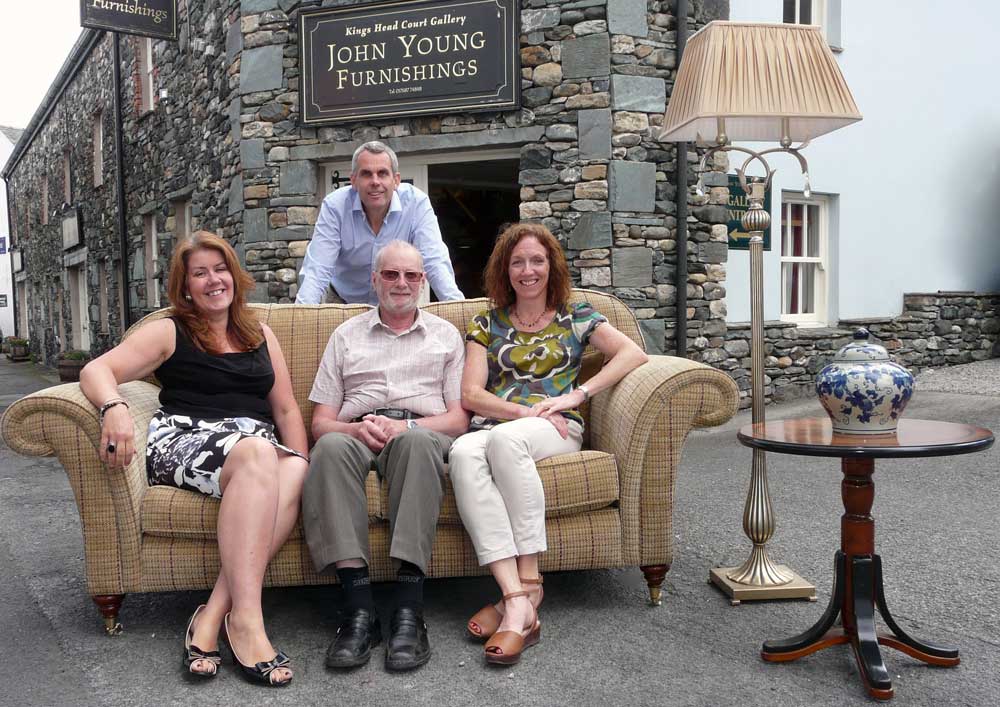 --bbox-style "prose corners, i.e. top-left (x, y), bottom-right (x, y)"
top-left (1, 289), bottom-right (738, 633)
